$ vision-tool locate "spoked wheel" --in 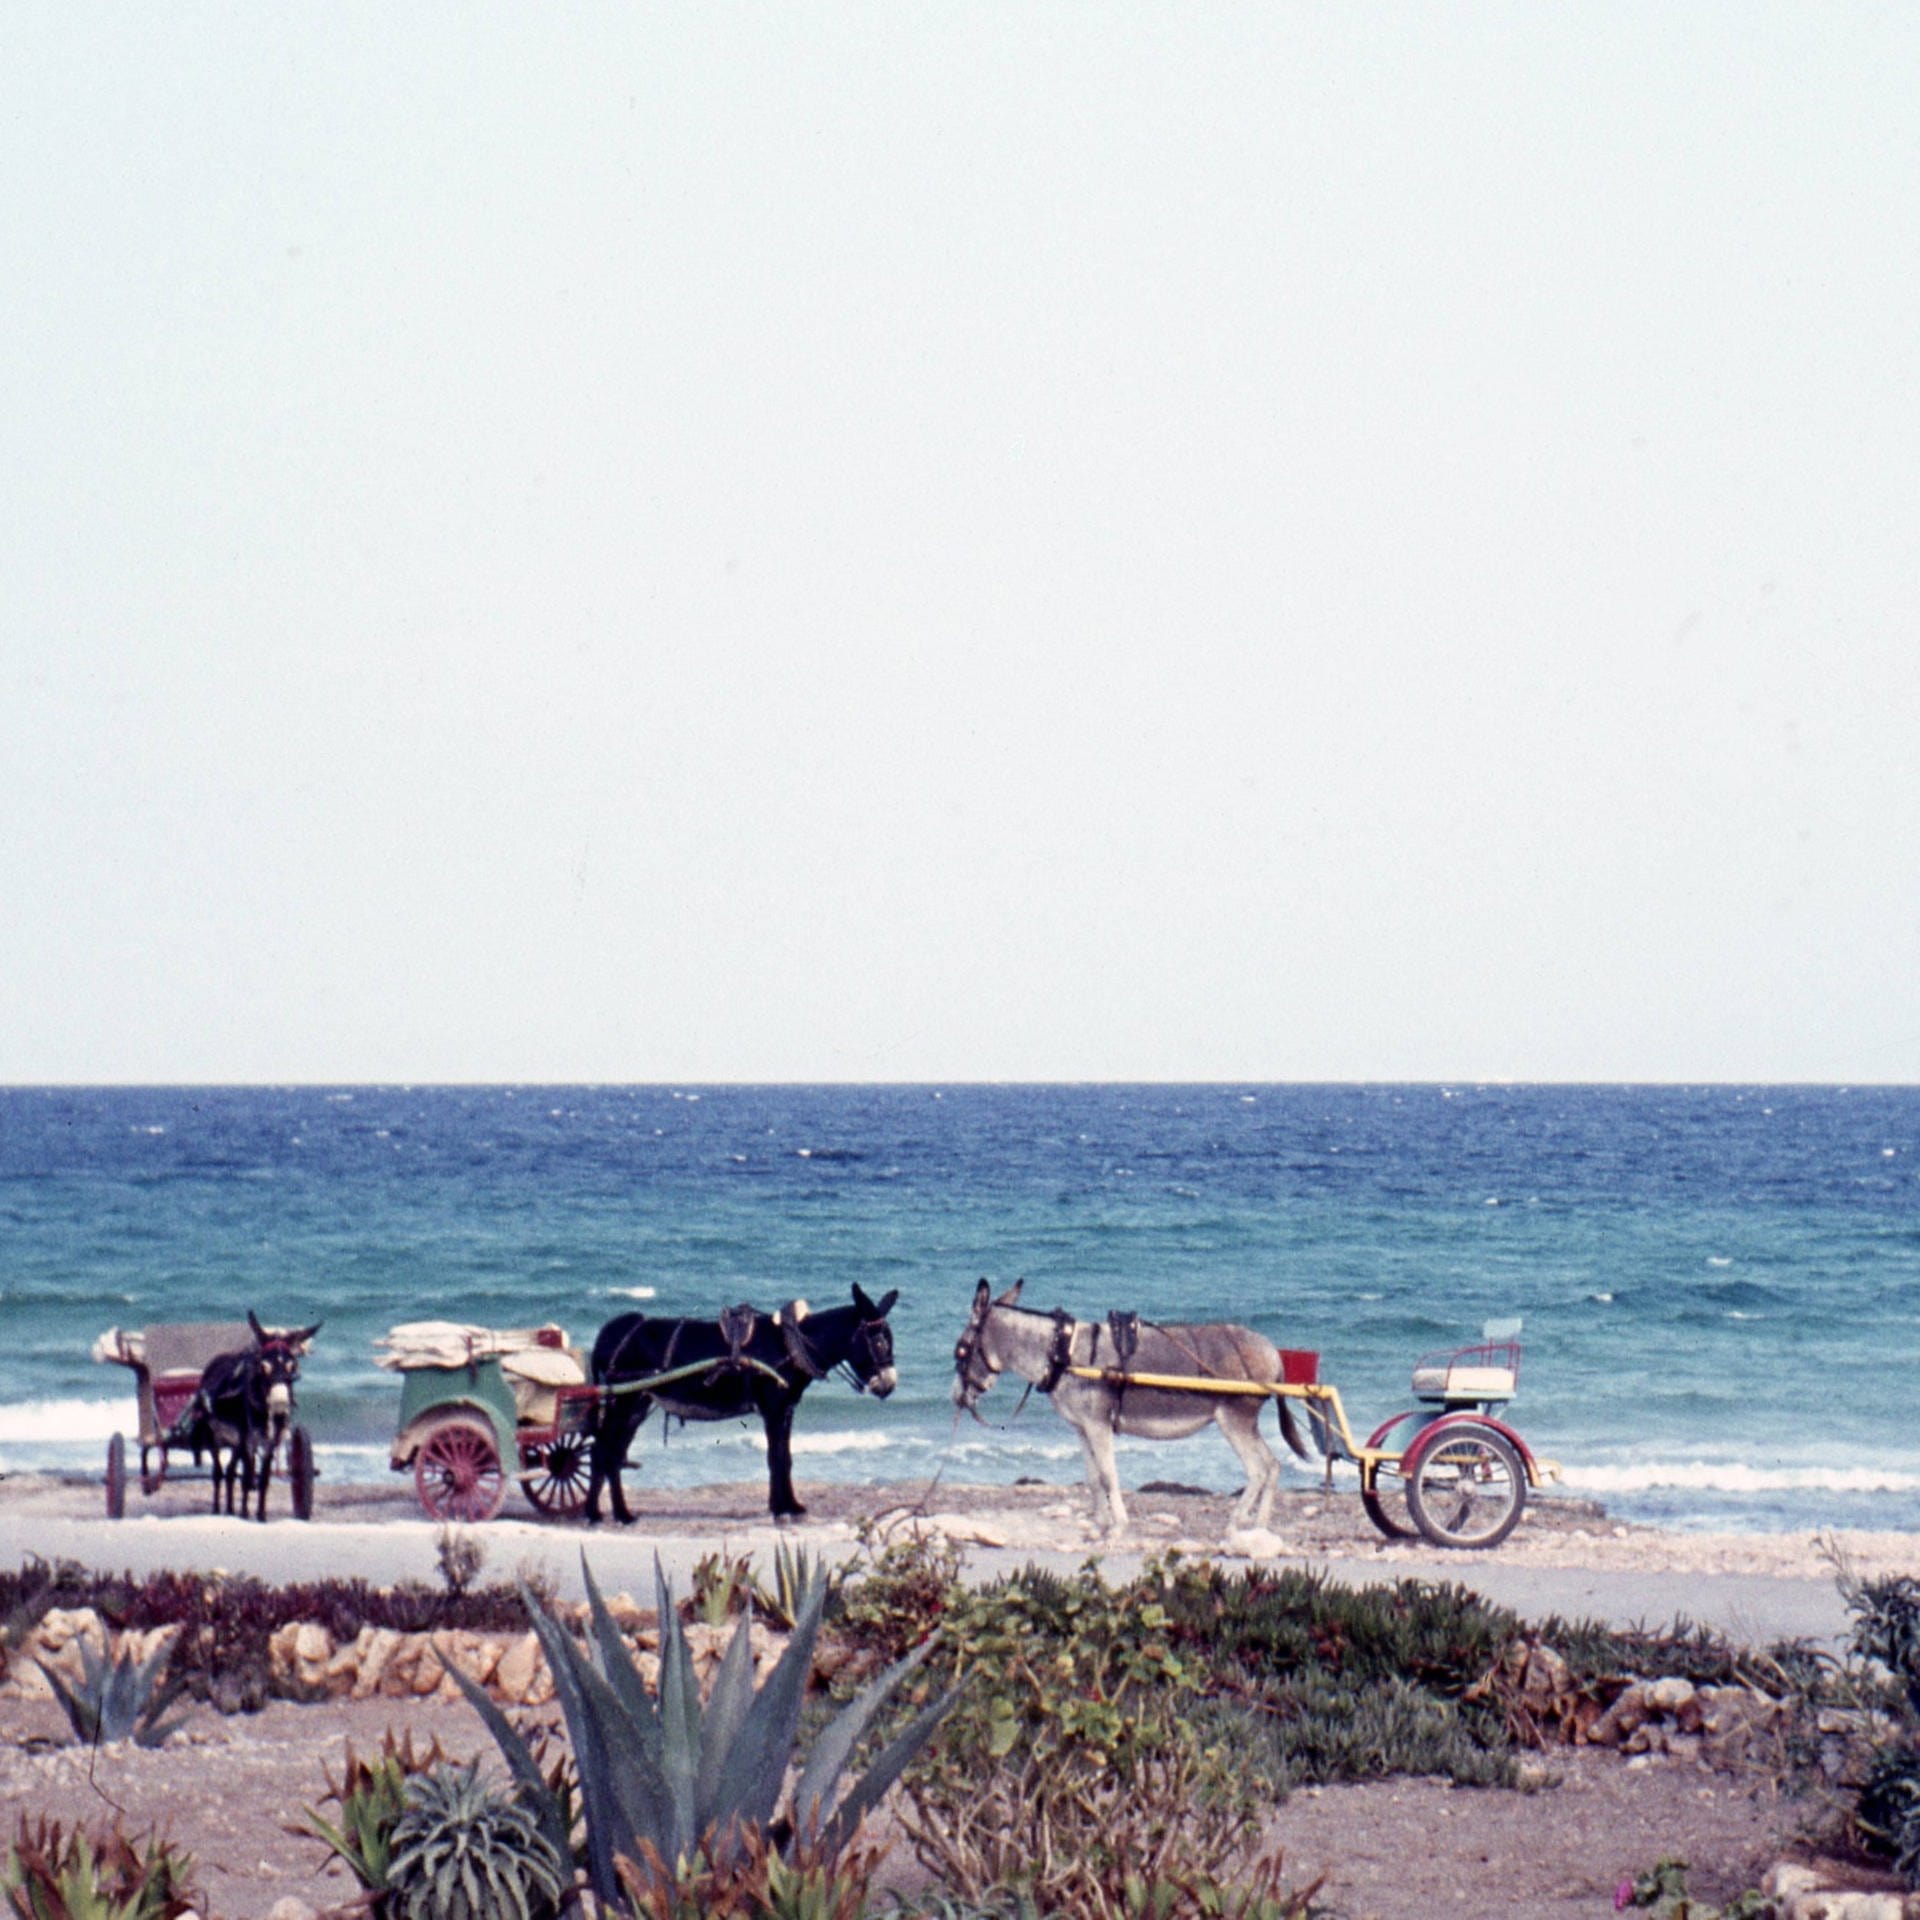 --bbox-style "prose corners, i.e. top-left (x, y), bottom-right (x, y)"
top-left (1360, 1464), bottom-right (1418, 1540)
top-left (413, 1414), bottom-right (508, 1523)
top-left (288, 1425), bottom-right (317, 1521)
top-left (520, 1437), bottom-right (591, 1520)
top-left (106, 1432), bottom-right (127, 1519)
top-left (1405, 1422), bottom-right (1526, 1550)
top-left (1359, 1410), bottom-right (1427, 1541)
